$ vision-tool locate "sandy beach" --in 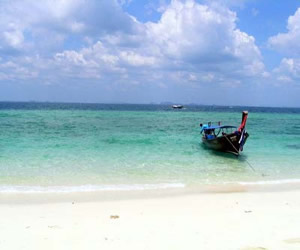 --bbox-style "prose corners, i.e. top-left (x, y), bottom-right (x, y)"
top-left (1, 190), bottom-right (300, 250)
